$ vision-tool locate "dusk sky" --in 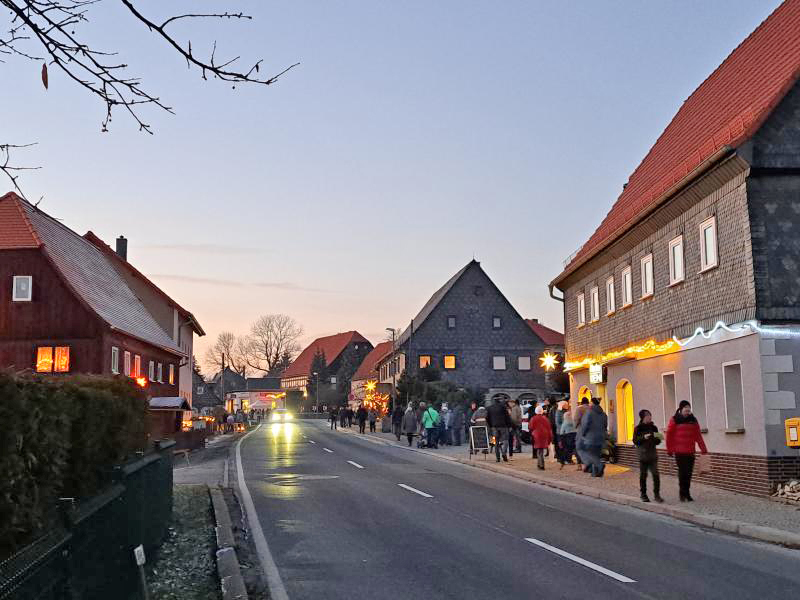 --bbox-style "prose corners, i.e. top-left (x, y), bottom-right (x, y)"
top-left (4, 1), bottom-right (782, 366)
